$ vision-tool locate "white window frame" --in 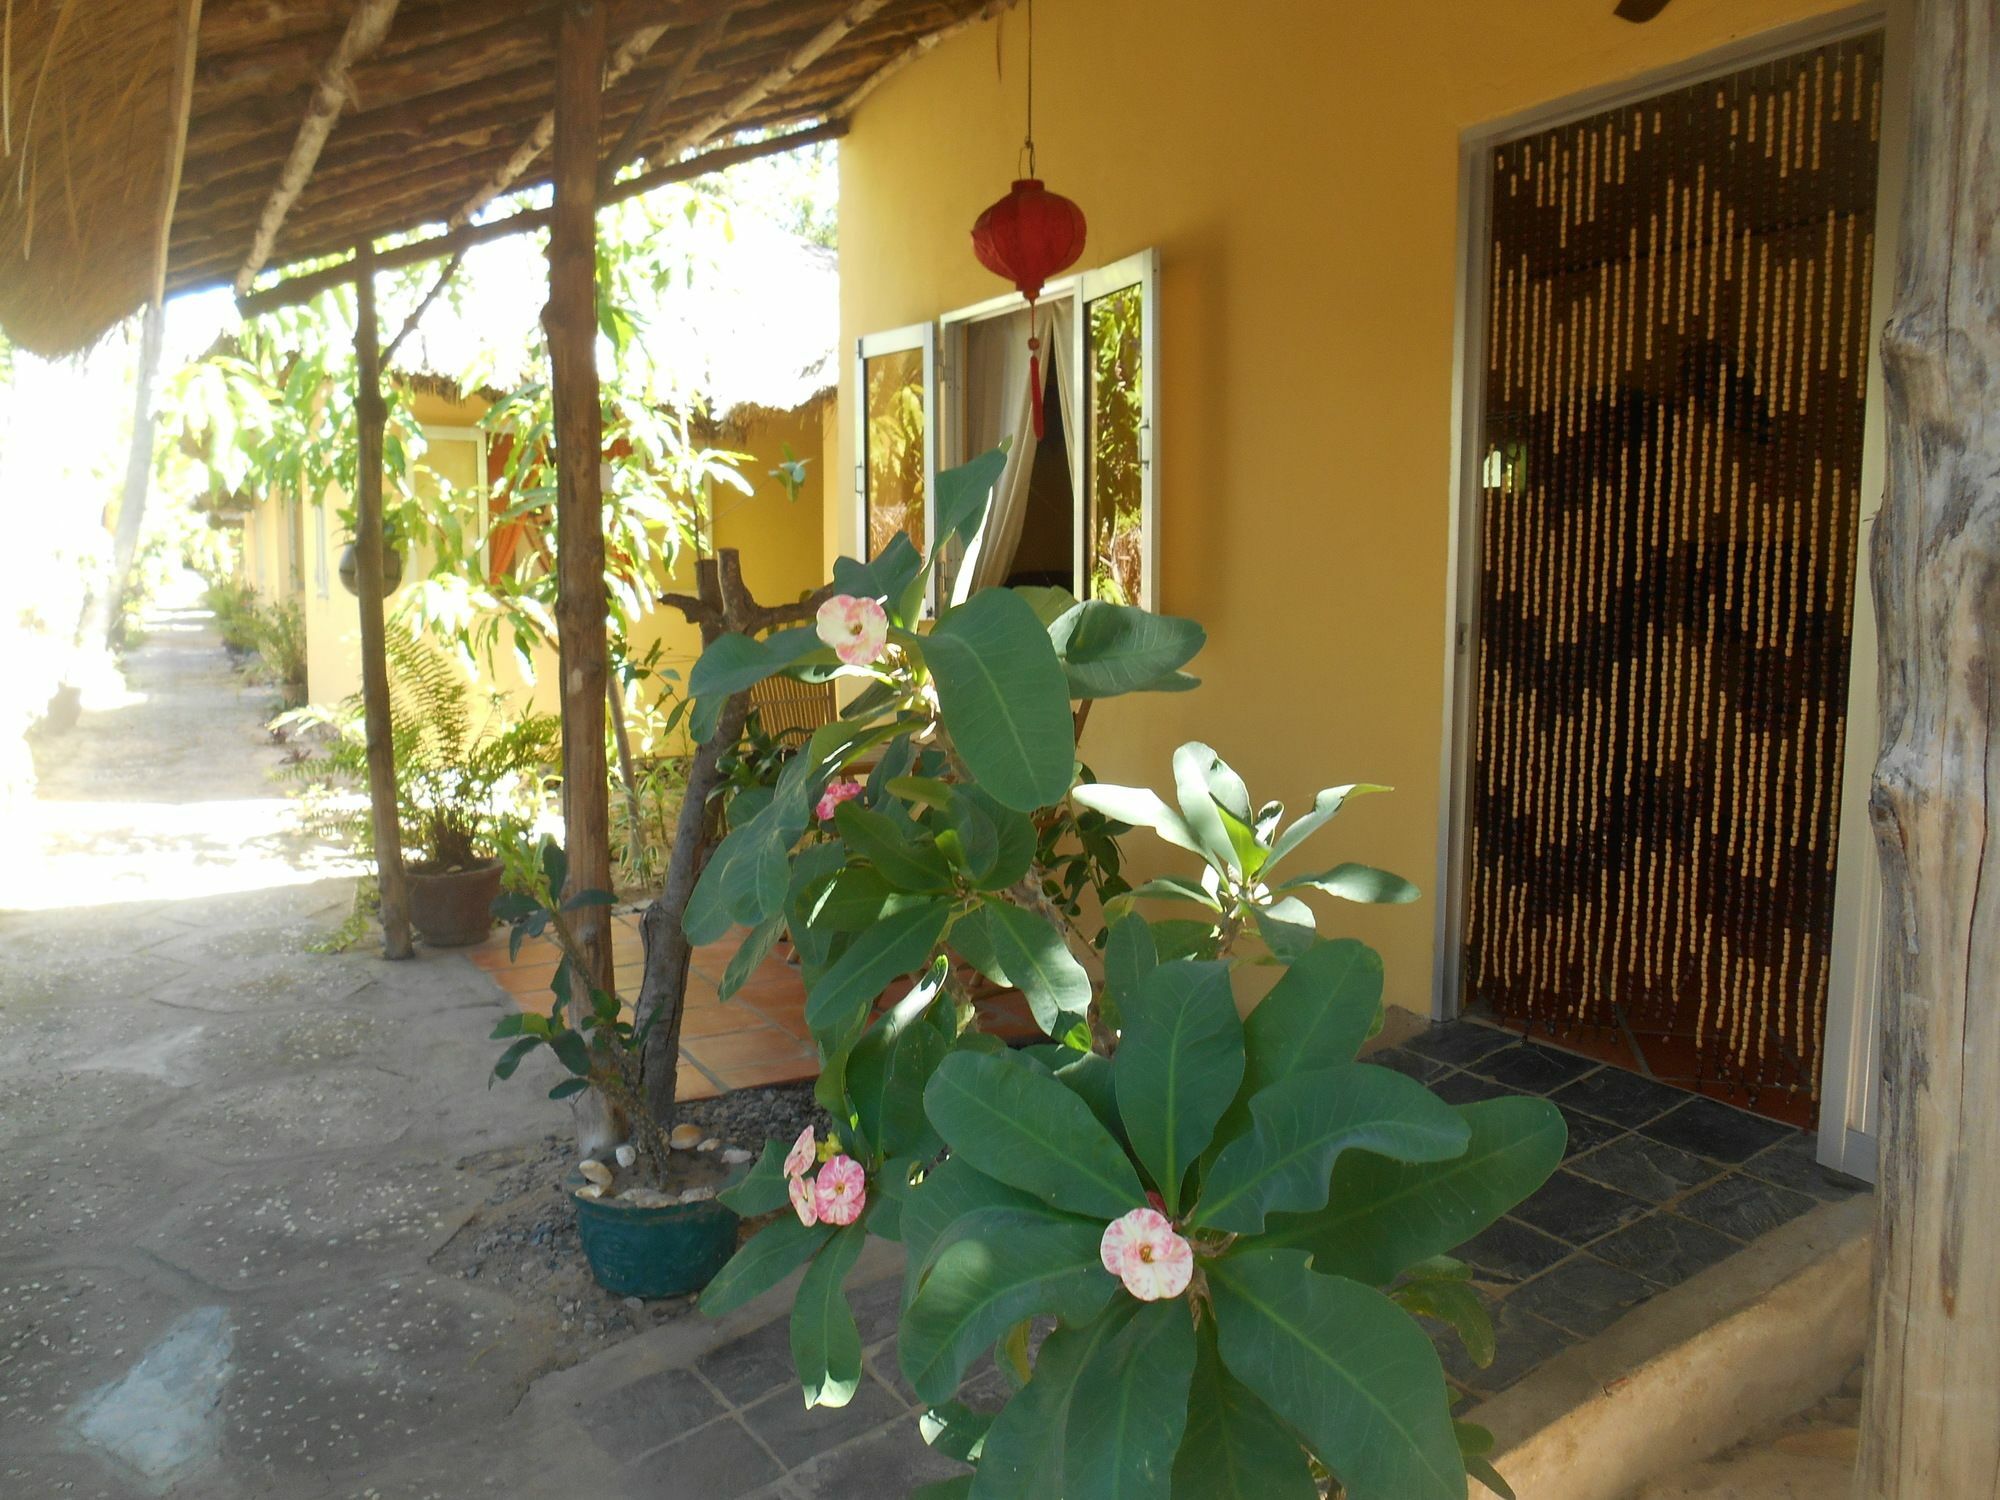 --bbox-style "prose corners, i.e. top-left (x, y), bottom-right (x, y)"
top-left (420, 422), bottom-right (492, 572)
top-left (1074, 249), bottom-right (1160, 611)
top-left (853, 322), bottom-right (939, 573)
